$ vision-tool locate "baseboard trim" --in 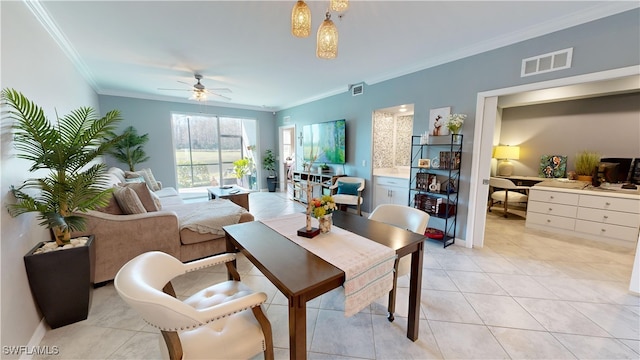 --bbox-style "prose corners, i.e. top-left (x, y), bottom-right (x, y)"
top-left (20, 318), bottom-right (47, 360)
